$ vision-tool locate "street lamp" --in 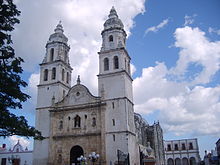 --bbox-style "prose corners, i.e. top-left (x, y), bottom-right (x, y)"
top-left (88, 152), bottom-right (99, 165)
top-left (77, 155), bottom-right (87, 165)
